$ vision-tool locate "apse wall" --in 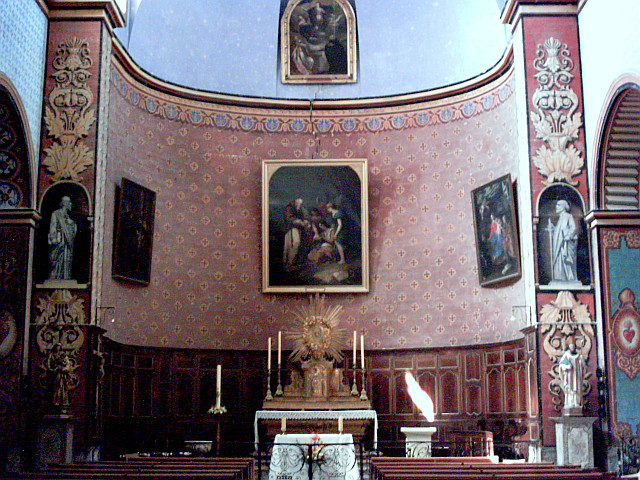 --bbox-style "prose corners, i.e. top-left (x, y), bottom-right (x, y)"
top-left (102, 53), bottom-right (525, 350)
